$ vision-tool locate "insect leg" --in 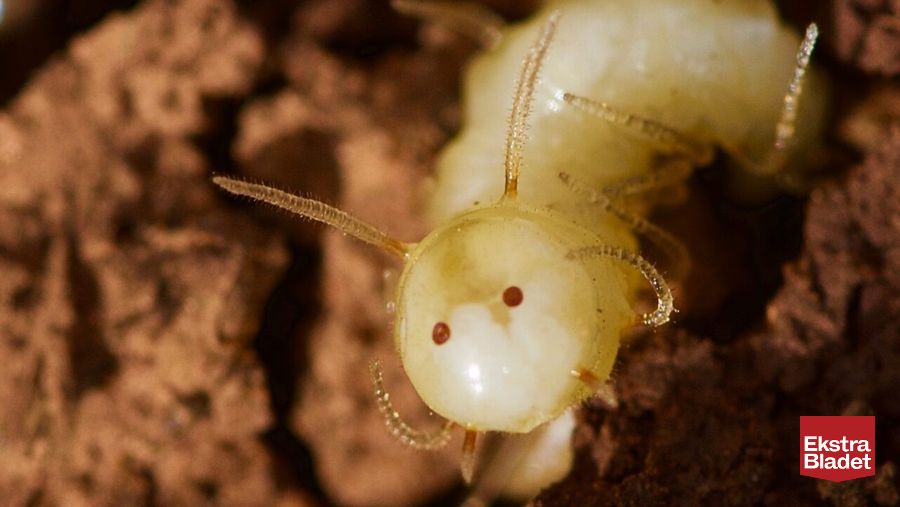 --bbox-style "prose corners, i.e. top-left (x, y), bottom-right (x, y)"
top-left (213, 176), bottom-right (412, 258)
top-left (369, 360), bottom-right (456, 450)
top-left (597, 157), bottom-right (693, 199)
top-left (567, 245), bottom-right (674, 326)
top-left (558, 170), bottom-right (691, 278)
top-left (562, 92), bottom-right (714, 165)
top-left (391, 0), bottom-right (504, 48)
top-left (570, 368), bottom-right (618, 408)
top-left (461, 429), bottom-right (480, 484)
